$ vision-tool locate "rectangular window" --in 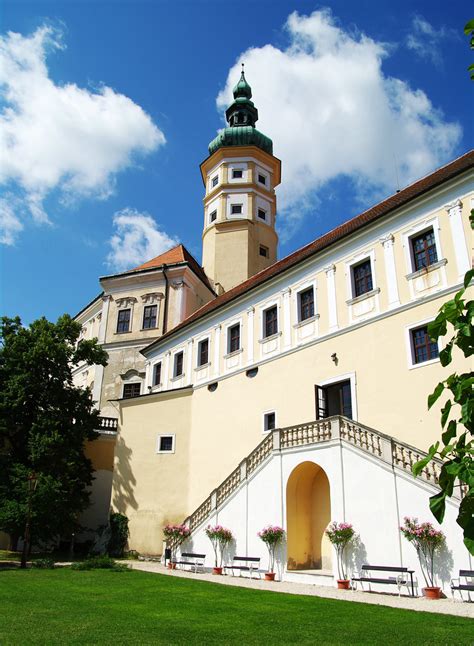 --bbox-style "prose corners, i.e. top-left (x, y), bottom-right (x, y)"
top-left (173, 351), bottom-right (184, 377)
top-left (259, 245), bottom-right (269, 258)
top-left (143, 305), bottom-right (157, 329)
top-left (198, 339), bottom-right (209, 367)
top-left (263, 412), bottom-right (276, 432)
top-left (258, 173), bottom-right (266, 185)
top-left (123, 382), bottom-right (141, 399)
top-left (231, 204), bottom-right (243, 215)
top-left (153, 362), bottom-right (162, 386)
top-left (352, 259), bottom-right (373, 297)
top-left (411, 326), bottom-right (439, 364)
top-left (209, 210), bottom-right (217, 223)
top-left (157, 435), bottom-right (175, 453)
top-left (116, 309), bottom-right (131, 333)
top-left (228, 324), bottom-right (240, 354)
top-left (212, 175), bottom-right (218, 188)
top-left (232, 169), bottom-right (243, 179)
top-left (411, 229), bottom-right (438, 271)
top-left (257, 208), bottom-right (266, 220)
top-left (264, 305), bottom-right (278, 338)
top-left (298, 287), bottom-right (315, 322)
